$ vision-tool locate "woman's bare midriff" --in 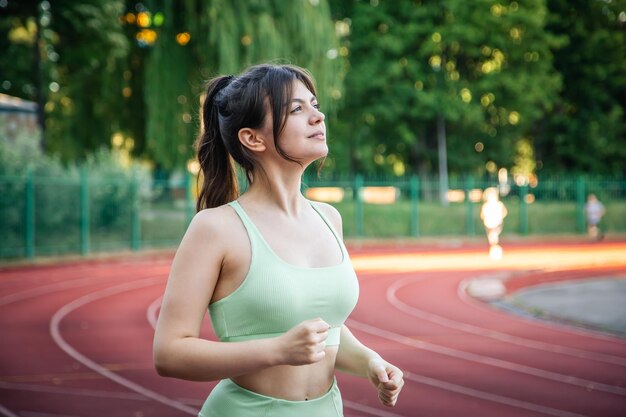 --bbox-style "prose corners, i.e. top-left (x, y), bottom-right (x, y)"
top-left (230, 346), bottom-right (338, 401)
